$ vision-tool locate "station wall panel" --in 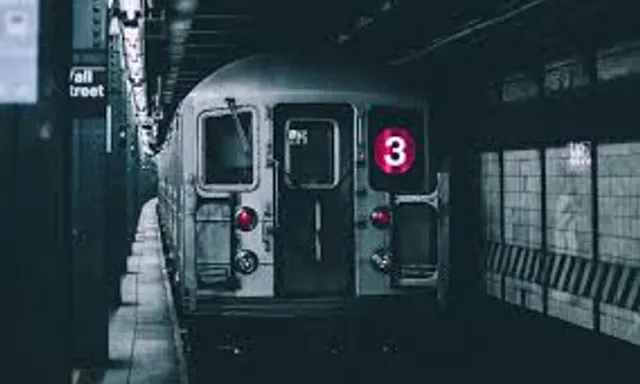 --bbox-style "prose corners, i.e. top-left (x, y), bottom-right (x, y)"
top-left (502, 150), bottom-right (544, 309)
top-left (544, 145), bottom-right (595, 329)
top-left (479, 141), bottom-right (640, 346)
top-left (596, 142), bottom-right (640, 345)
